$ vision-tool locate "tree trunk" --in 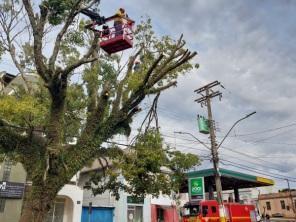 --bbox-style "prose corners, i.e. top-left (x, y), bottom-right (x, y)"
top-left (19, 186), bottom-right (56, 222)
top-left (20, 199), bottom-right (50, 222)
